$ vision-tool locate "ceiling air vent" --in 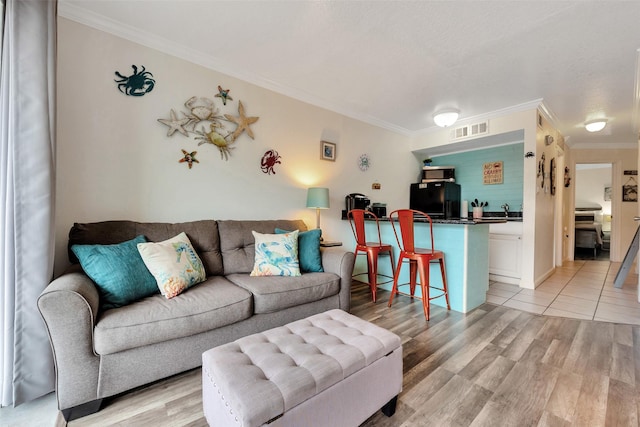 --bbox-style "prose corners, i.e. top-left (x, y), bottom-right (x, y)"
top-left (450, 121), bottom-right (489, 140)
